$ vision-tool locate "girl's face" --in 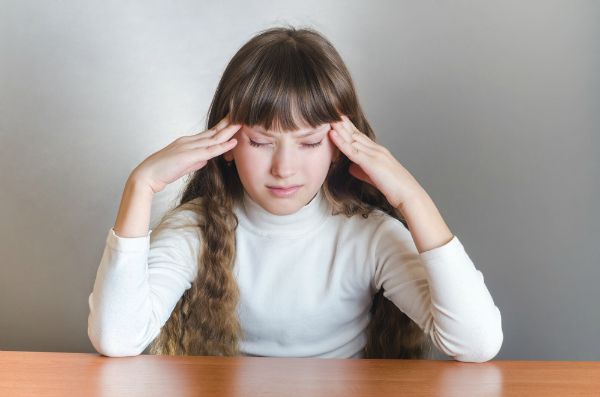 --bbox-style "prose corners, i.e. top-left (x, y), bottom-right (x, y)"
top-left (224, 121), bottom-right (338, 215)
